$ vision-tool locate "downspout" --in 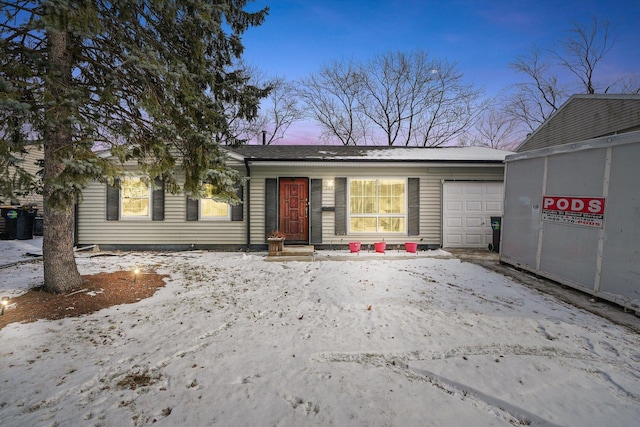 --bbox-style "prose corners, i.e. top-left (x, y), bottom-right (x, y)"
top-left (74, 194), bottom-right (79, 247)
top-left (244, 157), bottom-right (251, 251)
